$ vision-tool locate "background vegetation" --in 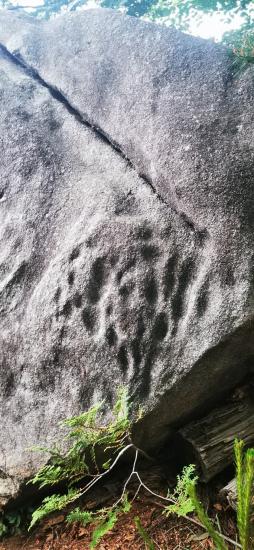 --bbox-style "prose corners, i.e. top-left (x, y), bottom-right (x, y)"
top-left (4, 391), bottom-right (250, 549)
top-left (0, 0), bottom-right (253, 48)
